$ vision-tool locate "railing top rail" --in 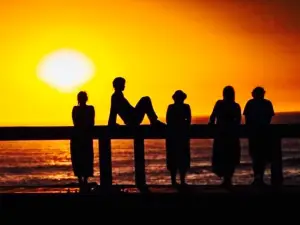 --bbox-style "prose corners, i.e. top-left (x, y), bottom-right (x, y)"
top-left (0, 124), bottom-right (299, 140)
